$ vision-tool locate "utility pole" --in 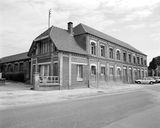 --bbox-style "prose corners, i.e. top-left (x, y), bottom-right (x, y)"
top-left (48, 9), bottom-right (52, 28)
